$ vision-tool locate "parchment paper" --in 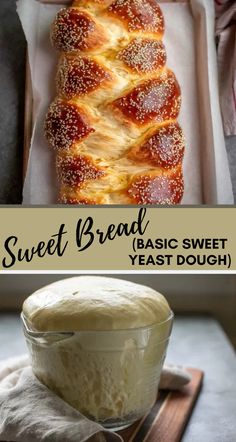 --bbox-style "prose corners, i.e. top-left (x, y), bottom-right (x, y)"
top-left (17, 0), bottom-right (234, 205)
